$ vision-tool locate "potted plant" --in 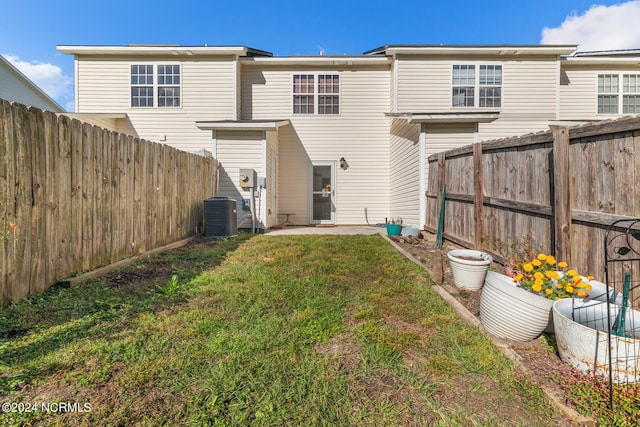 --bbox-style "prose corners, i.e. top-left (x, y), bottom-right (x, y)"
top-left (386, 218), bottom-right (403, 237)
top-left (447, 249), bottom-right (493, 291)
top-left (480, 253), bottom-right (601, 341)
